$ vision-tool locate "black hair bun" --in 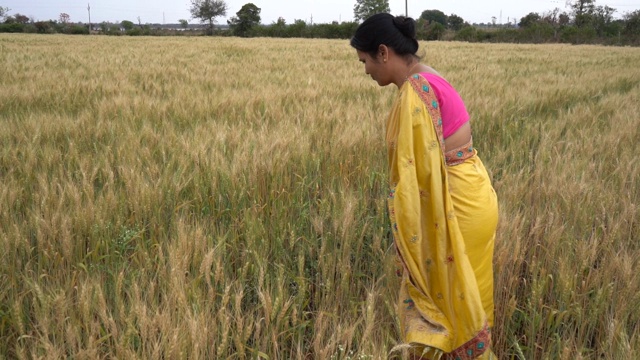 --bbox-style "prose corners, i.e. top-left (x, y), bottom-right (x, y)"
top-left (393, 16), bottom-right (416, 40)
top-left (351, 13), bottom-right (420, 57)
